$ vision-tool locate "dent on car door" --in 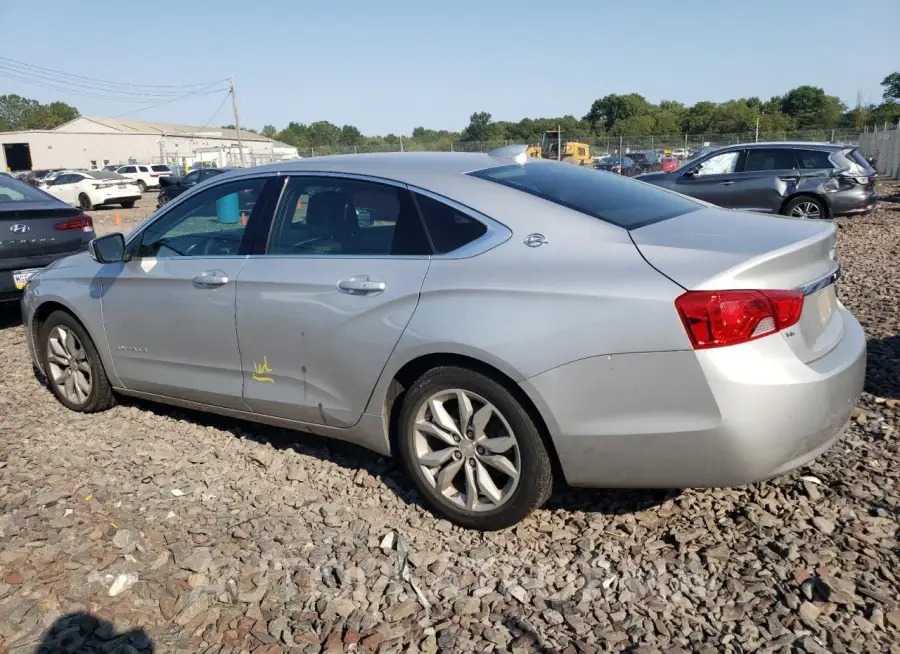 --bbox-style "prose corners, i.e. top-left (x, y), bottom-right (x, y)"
top-left (234, 175), bottom-right (434, 428)
top-left (736, 148), bottom-right (801, 212)
top-left (98, 175), bottom-right (278, 408)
